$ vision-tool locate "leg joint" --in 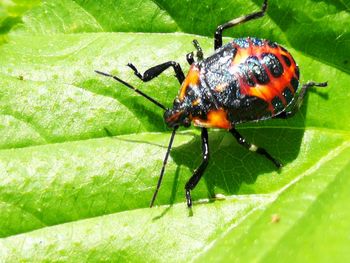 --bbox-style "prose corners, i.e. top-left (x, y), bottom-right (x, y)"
top-left (185, 182), bottom-right (192, 190)
top-left (215, 25), bottom-right (224, 35)
top-left (169, 61), bottom-right (179, 68)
